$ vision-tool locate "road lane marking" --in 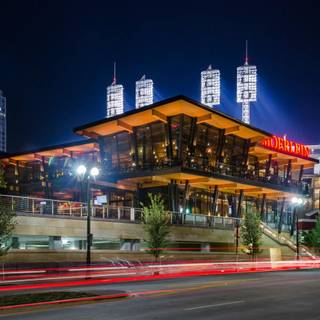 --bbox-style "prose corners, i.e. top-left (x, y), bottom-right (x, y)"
top-left (184, 300), bottom-right (245, 311)
top-left (132, 279), bottom-right (259, 299)
top-left (167, 278), bottom-right (259, 289)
